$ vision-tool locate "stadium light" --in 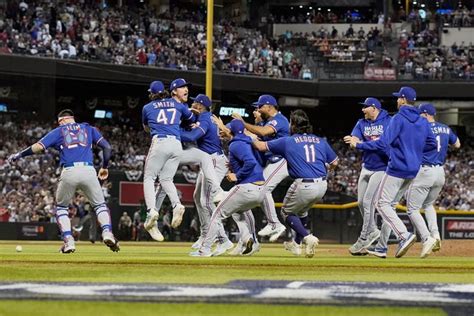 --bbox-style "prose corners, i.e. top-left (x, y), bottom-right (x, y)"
top-left (299, 5), bottom-right (303, 8)
top-left (309, 6), bottom-right (313, 9)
